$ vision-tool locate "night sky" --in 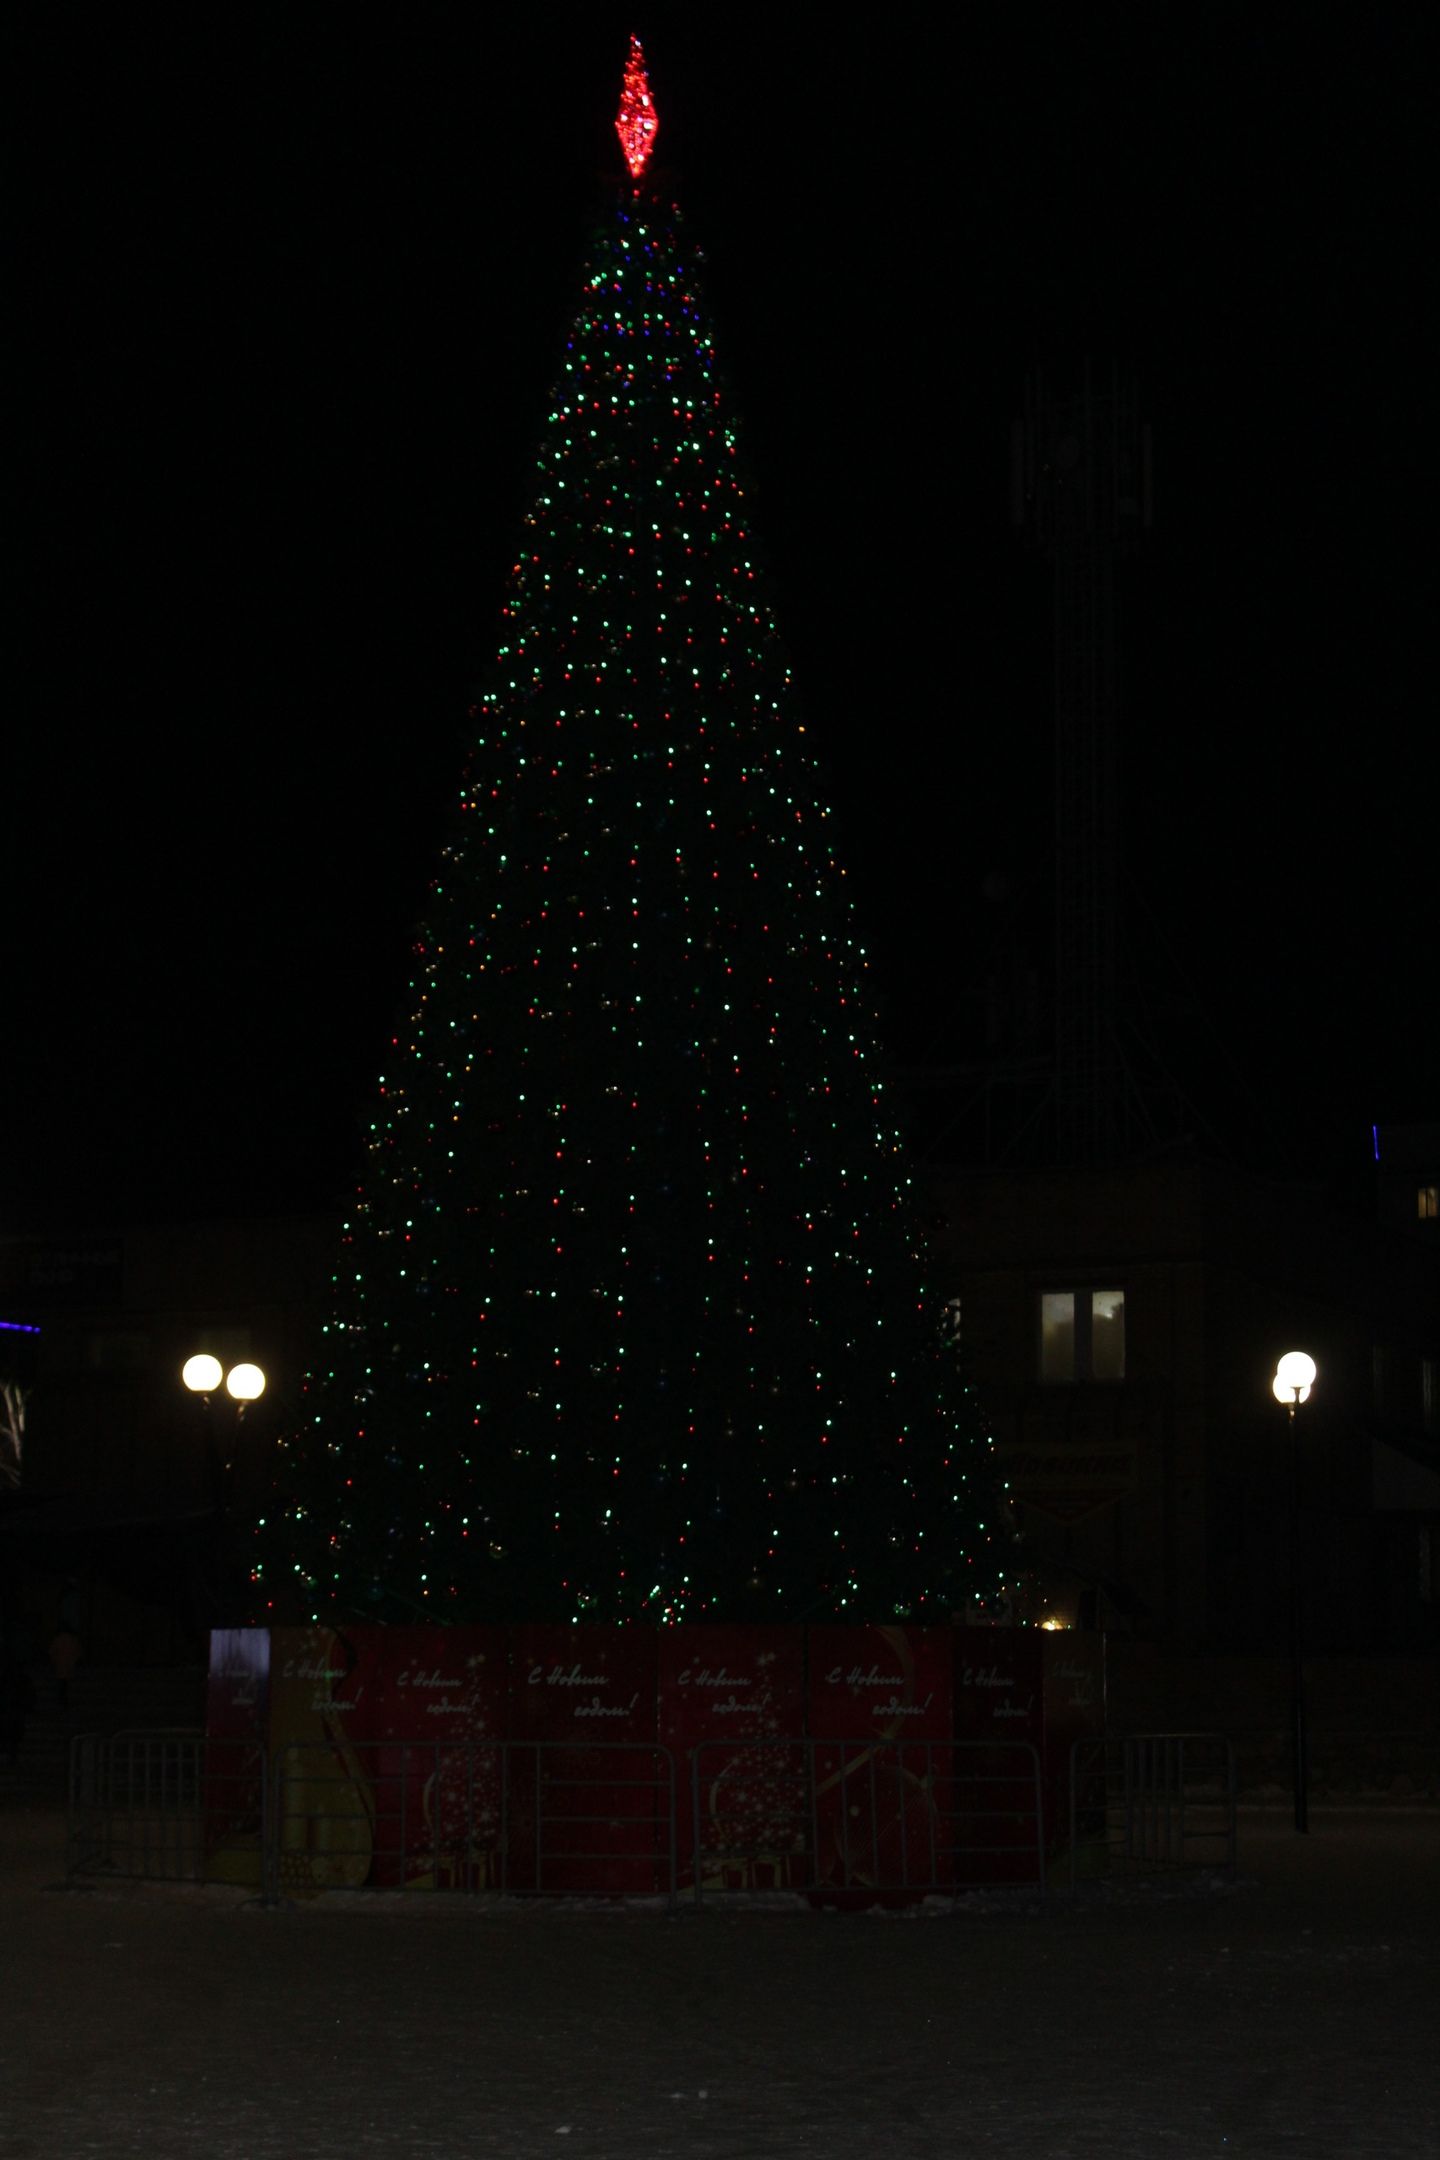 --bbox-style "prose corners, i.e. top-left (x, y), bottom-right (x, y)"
top-left (9, 9), bottom-right (1434, 1228)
